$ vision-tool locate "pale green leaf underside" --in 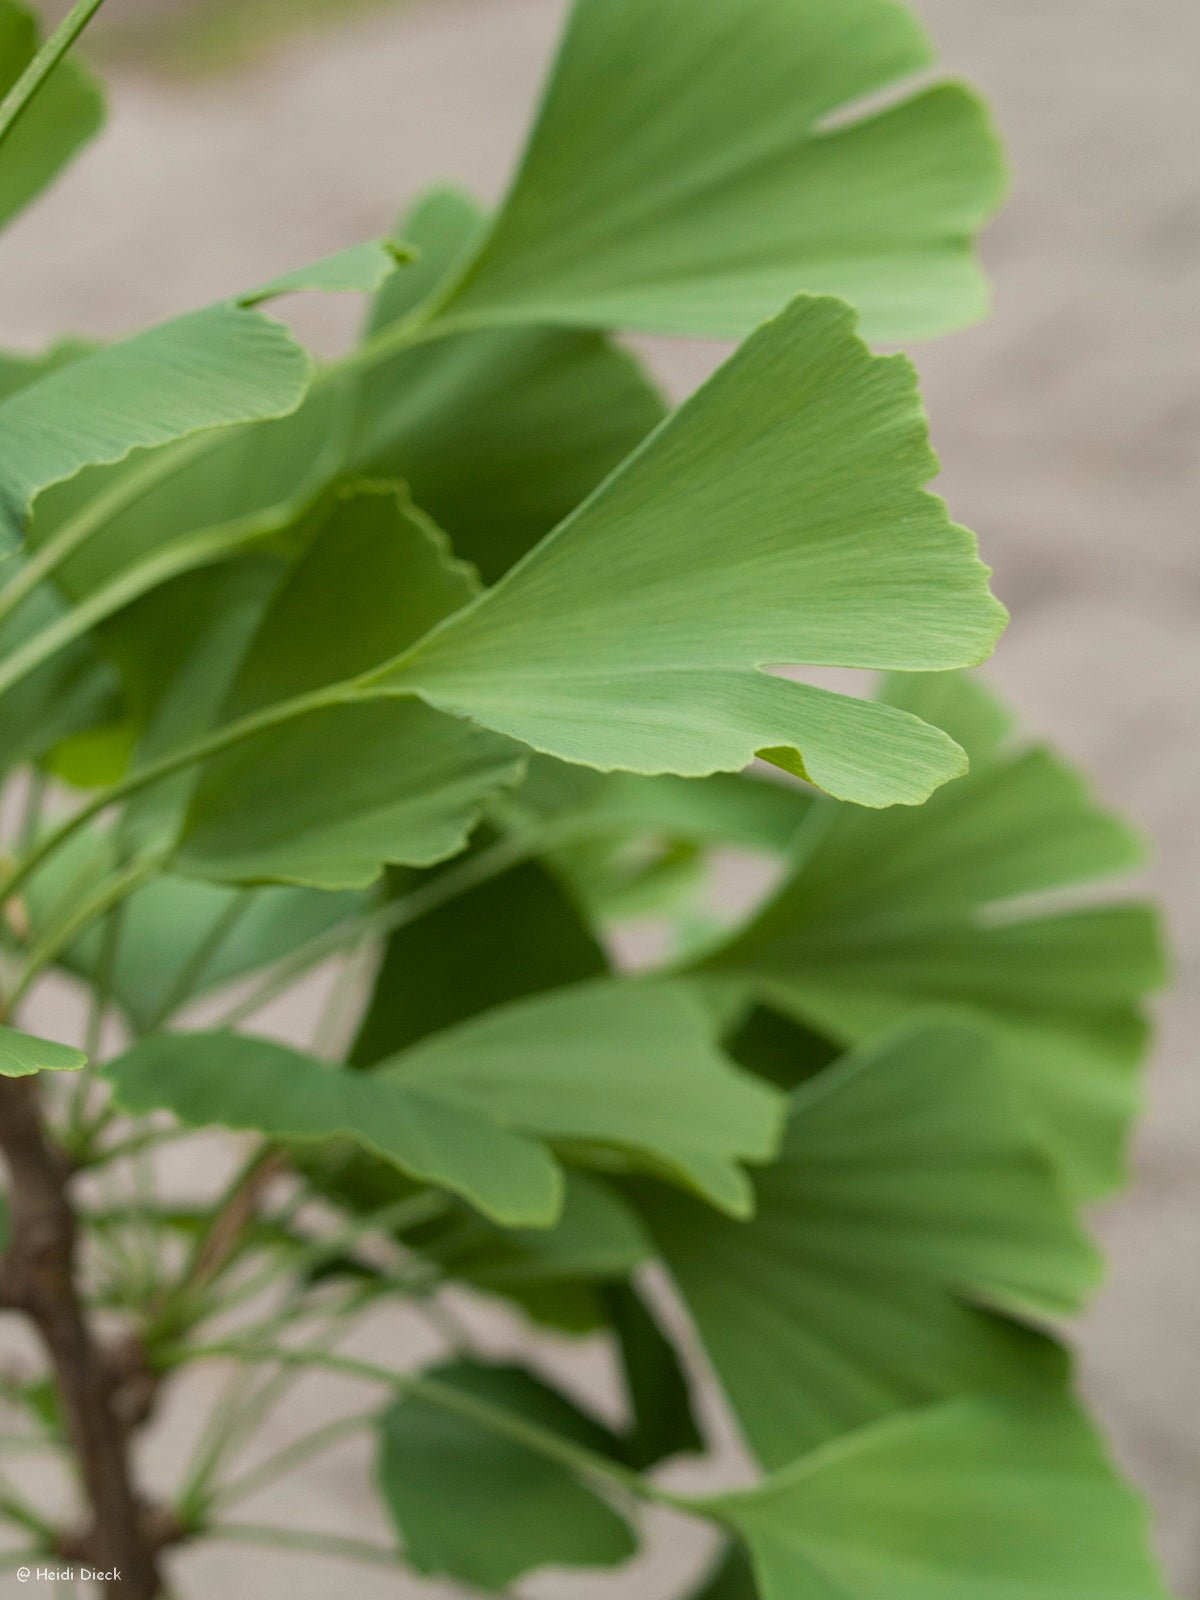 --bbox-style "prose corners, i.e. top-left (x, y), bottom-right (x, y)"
top-left (104, 1032), bottom-right (561, 1228)
top-left (707, 1397), bottom-right (1171, 1600)
top-left (241, 239), bottom-right (409, 305)
top-left (383, 979), bottom-right (785, 1218)
top-left (376, 1362), bottom-right (635, 1587)
top-left (438, 0), bottom-right (1004, 343)
top-left (382, 297), bottom-right (1004, 805)
top-left (0, 1024), bottom-right (86, 1077)
top-left (705, 673), bottom-right (1165, 1194)
top-left (639, 1023), bottom-right (1095, 1467)
top-left (0, 305), bottom-right (311, 550)
top-left (0, 0), bottom-right (104, 230)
